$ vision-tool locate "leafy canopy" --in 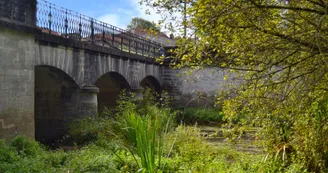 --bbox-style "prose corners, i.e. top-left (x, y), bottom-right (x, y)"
top-left (126, 17), bottom-right (161, 33)
top-left (140, 0), bottom-right (328, 172)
